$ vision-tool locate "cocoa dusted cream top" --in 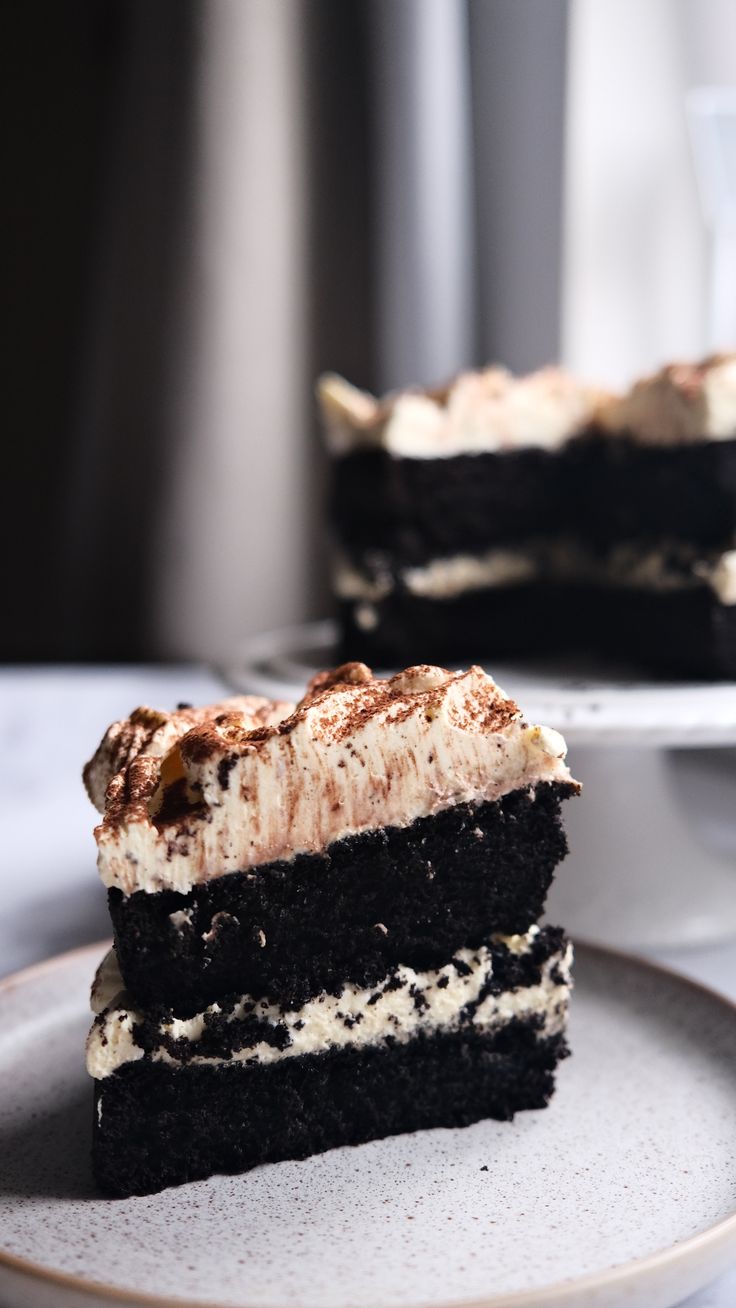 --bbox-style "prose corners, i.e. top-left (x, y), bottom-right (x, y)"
top-left (88, 663), bottom-right (578, 897)
top-left (318, 369), bottom-right (605, 458)
top-left (84, 695), bottom-right (293, 813)
top-left (598, 353), bottom-right (736, 444)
